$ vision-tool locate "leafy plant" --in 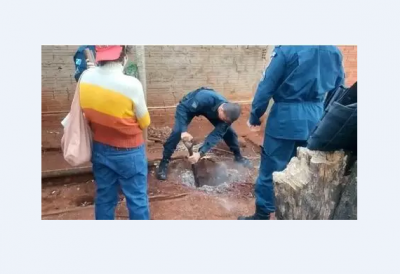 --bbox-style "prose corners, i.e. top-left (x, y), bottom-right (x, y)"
top-left (124, 61), bottom-right (139, 78)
